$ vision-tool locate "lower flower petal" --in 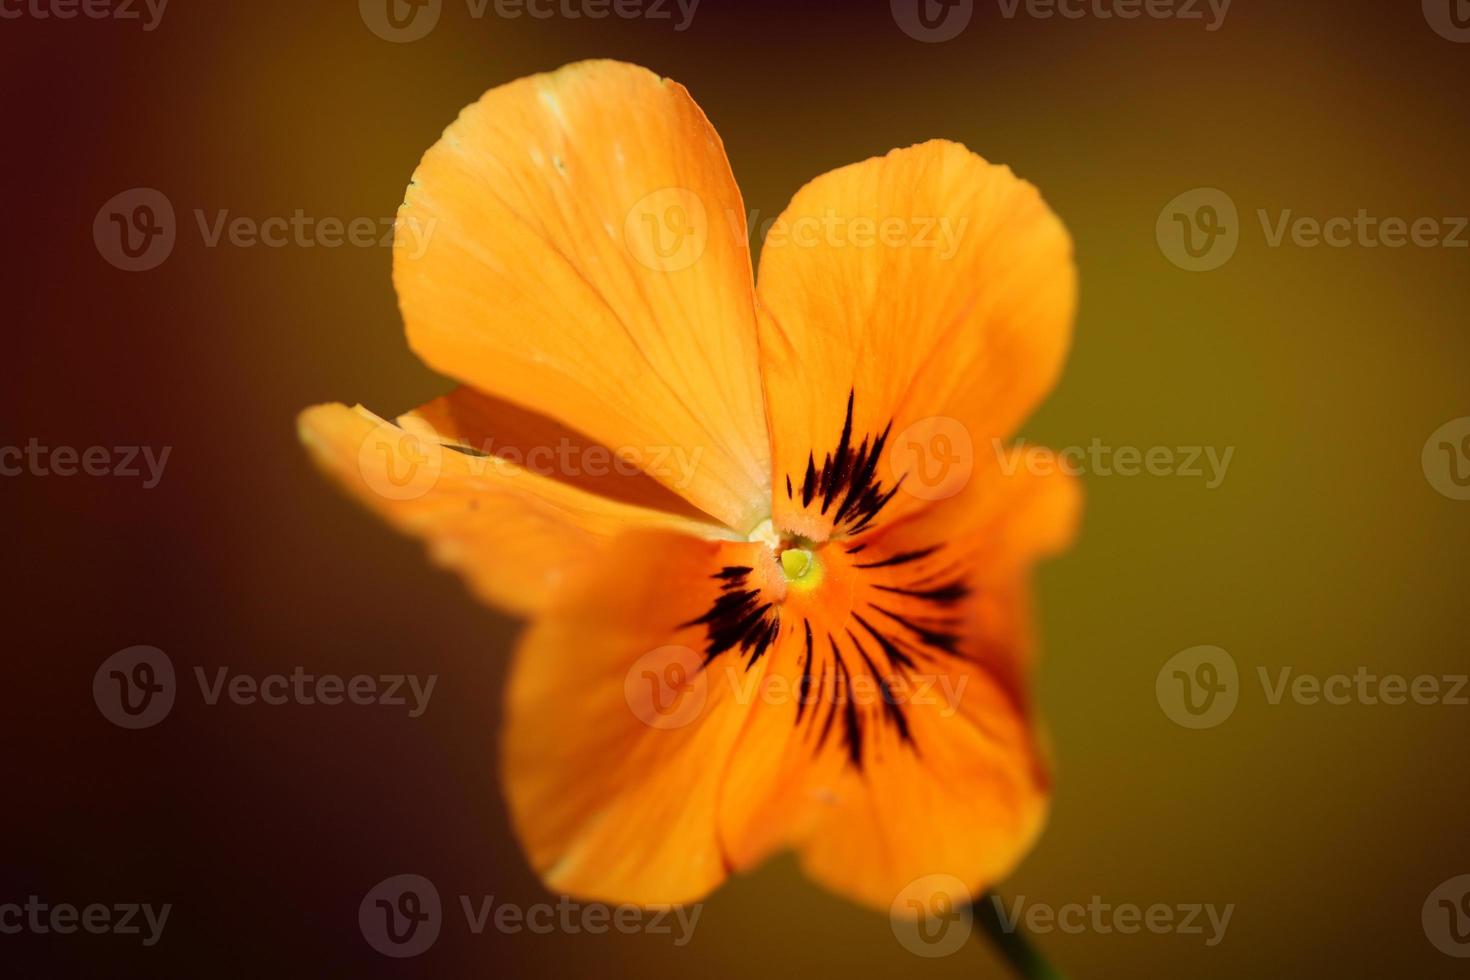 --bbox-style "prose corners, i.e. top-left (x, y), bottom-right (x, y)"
top-left (501, 531), bottom-right (780, 906)
top-left (716, 455), bottom-right (1079, 911)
